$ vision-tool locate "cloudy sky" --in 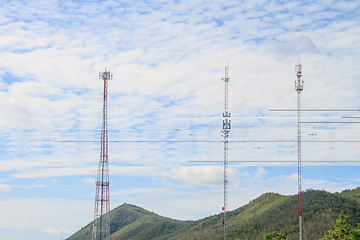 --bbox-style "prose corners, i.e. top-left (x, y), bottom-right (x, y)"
top-left (1, 0), bottom-right (360, 239)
